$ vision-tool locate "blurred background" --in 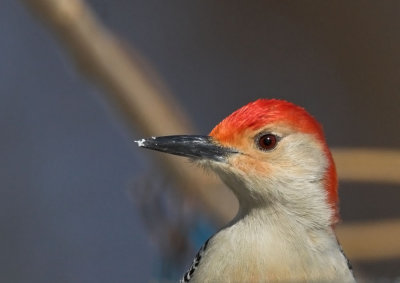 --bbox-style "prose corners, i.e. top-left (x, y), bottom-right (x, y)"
top-left (1, 1), bottom-right (399, 282)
